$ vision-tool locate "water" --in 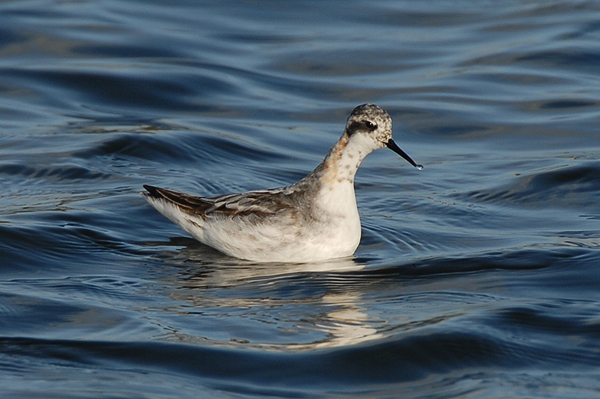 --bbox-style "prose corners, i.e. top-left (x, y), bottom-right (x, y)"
top-left (1, 0), bottom-right (600, 397)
